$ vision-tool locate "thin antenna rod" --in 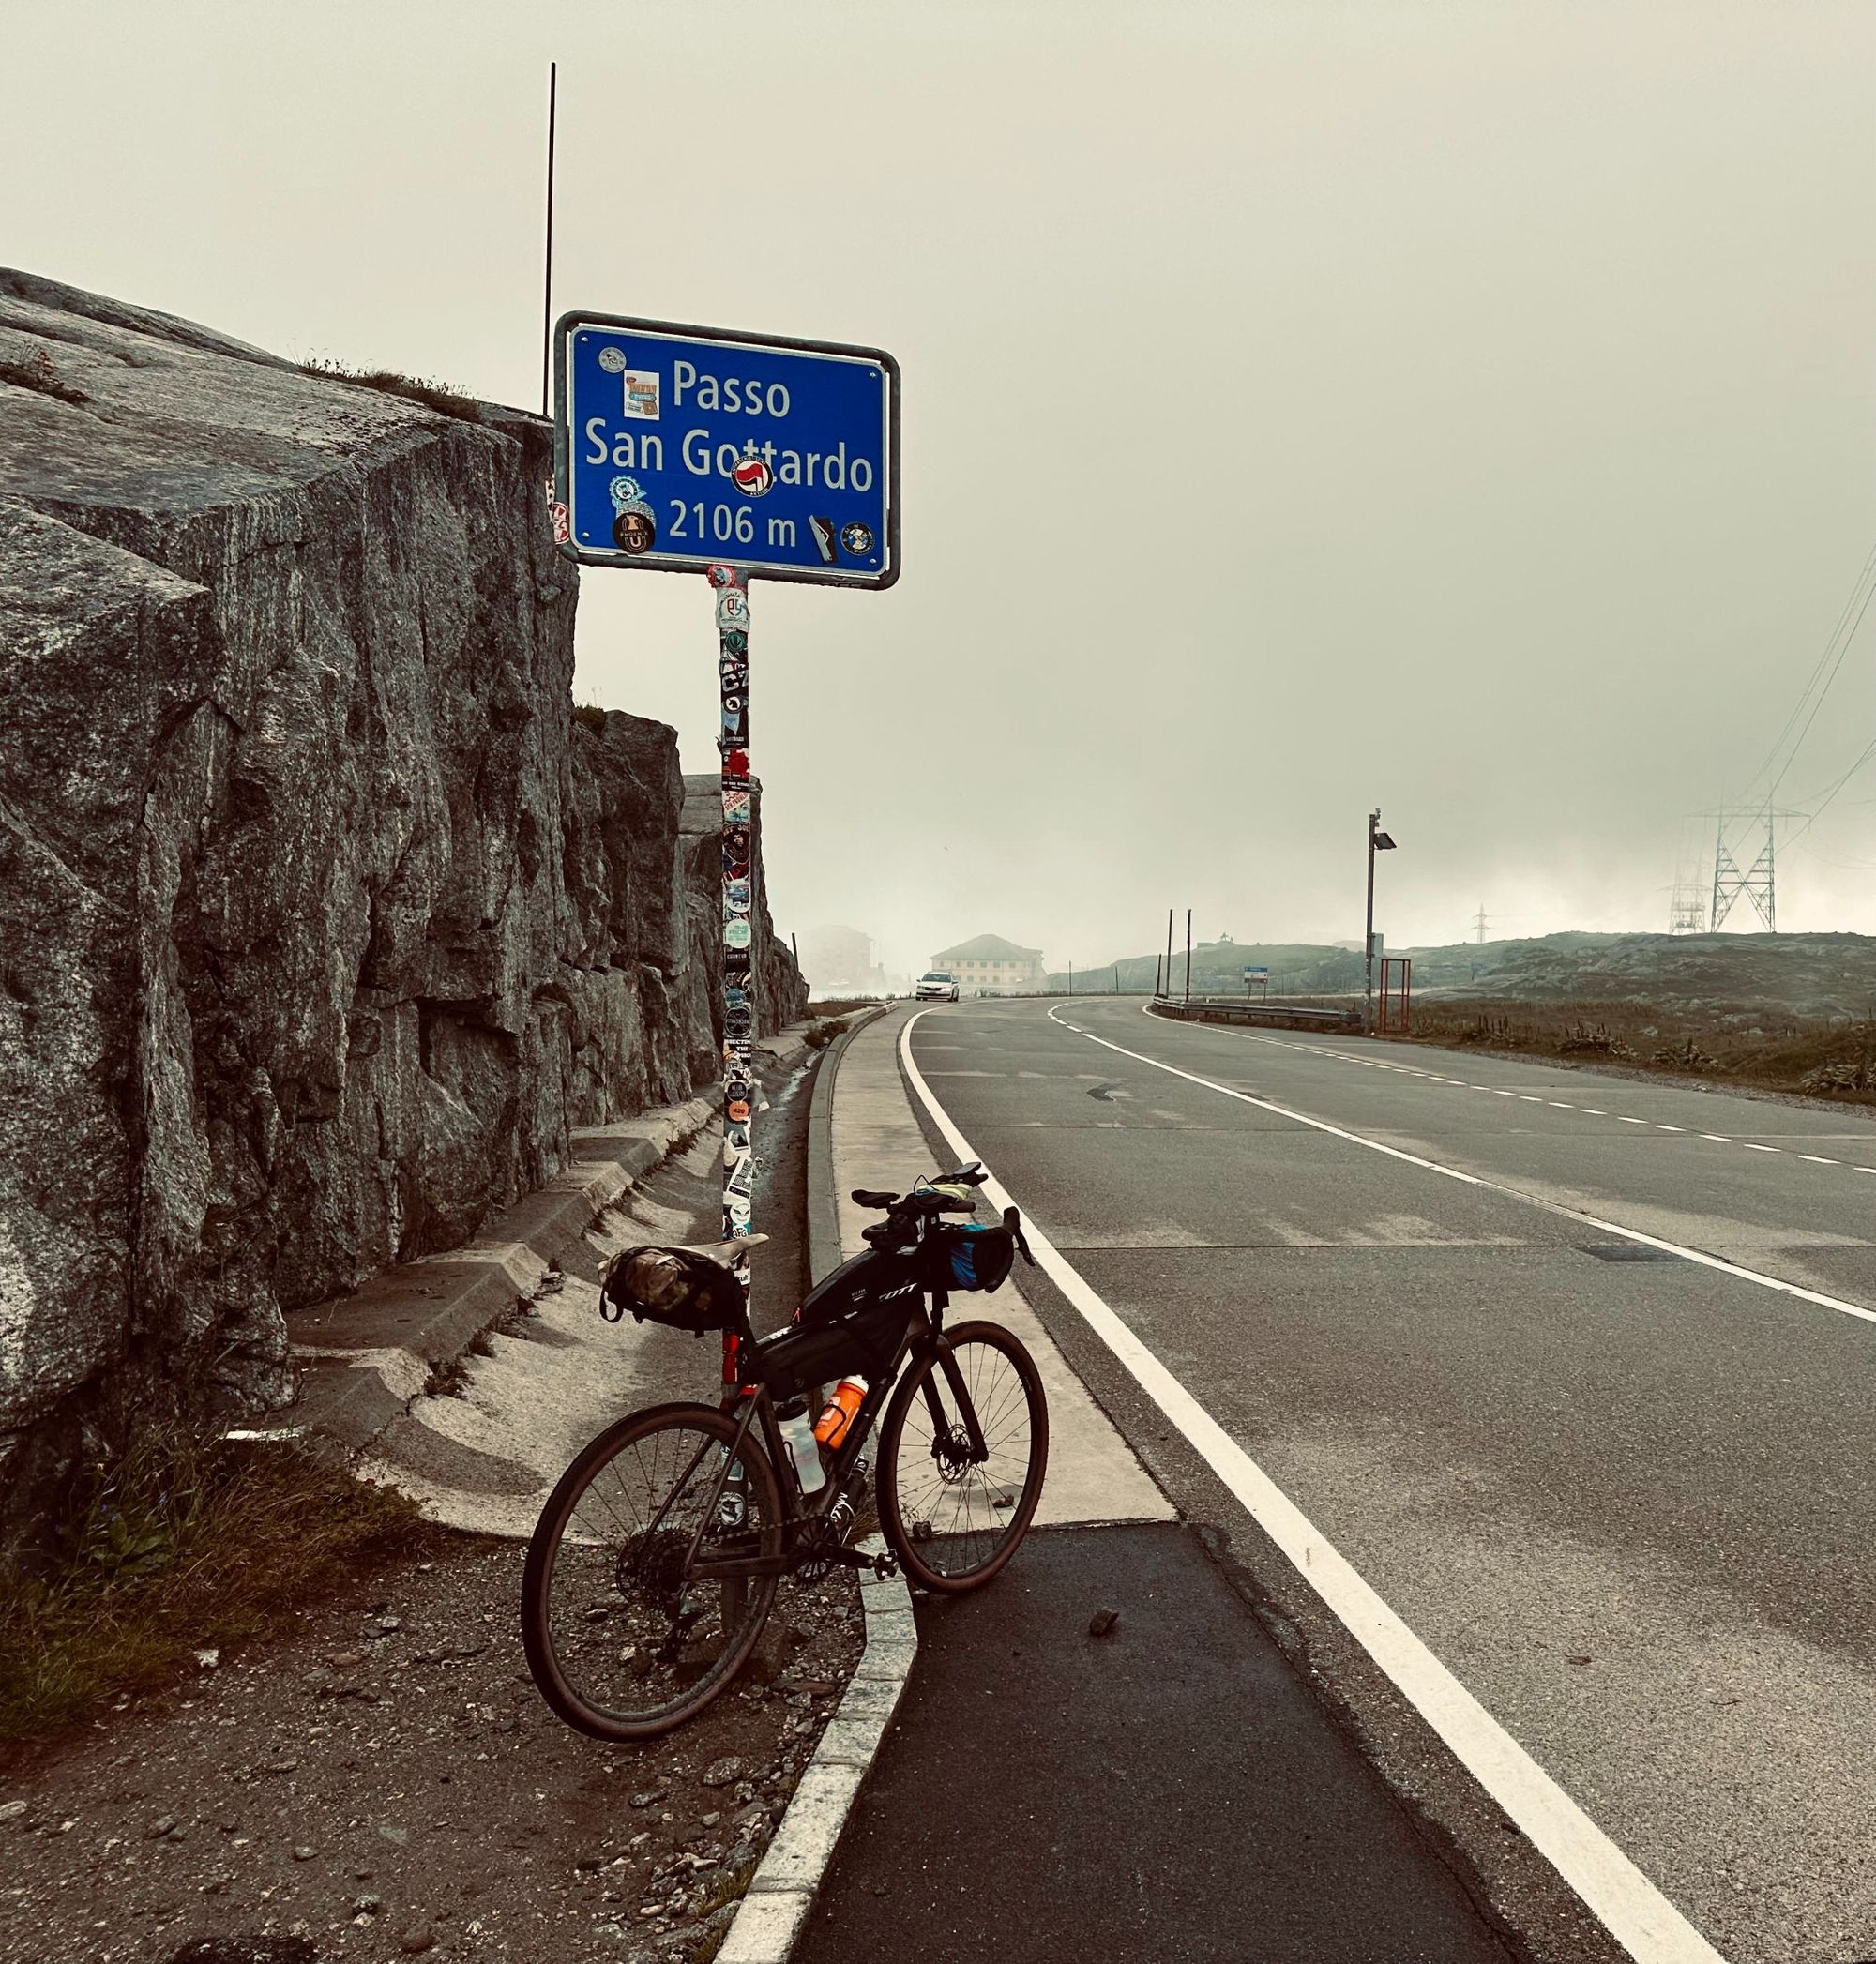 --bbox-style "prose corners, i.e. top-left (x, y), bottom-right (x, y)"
top-left (541, 61), bottom-right (557, 419)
